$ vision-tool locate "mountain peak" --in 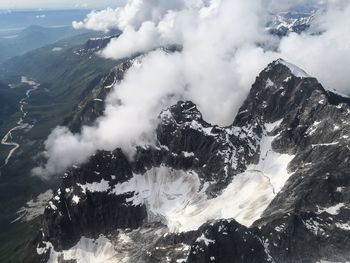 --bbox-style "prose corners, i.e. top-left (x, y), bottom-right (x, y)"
top-left (271, 58), bottom-right (311, 78)
top-left (234, 59), bottom-right (324, 126)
